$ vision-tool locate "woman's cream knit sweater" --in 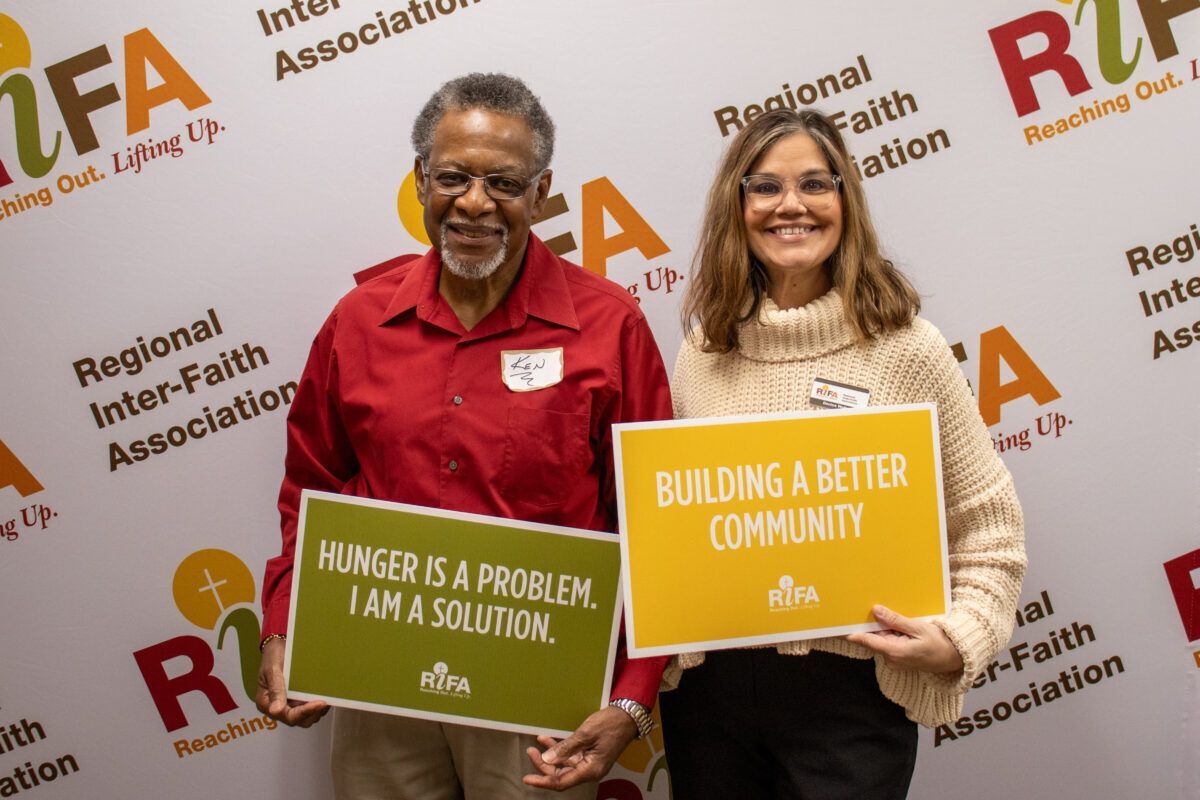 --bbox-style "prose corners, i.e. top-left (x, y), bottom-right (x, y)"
top-left (664, 290), bottom-right (1027, 727)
